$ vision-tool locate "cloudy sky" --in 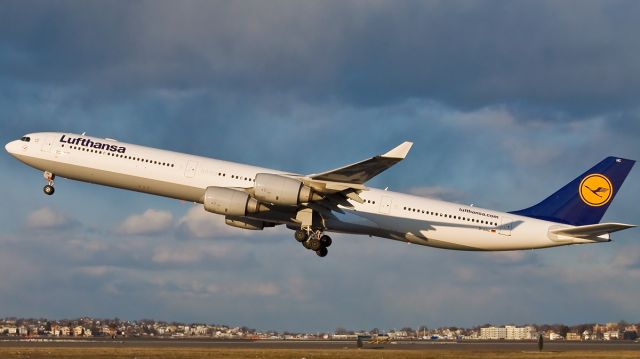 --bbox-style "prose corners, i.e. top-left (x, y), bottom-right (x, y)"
top-left (1, 1), bottom-right (639, 332)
